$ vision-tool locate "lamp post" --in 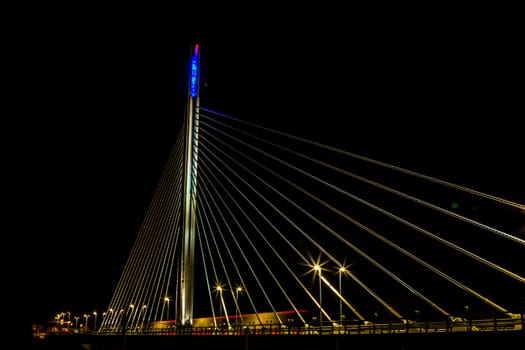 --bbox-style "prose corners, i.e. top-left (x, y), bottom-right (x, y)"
top-left (216, 286), bottom-right (224, 316)
top-left (108, 308), bottom-right (114, 331)
top-left (164, 297), bottom-right (170, 321)
top-left (128, 304), bottom-right (135, 330)
top-left (107, 308), bottom-right (114, 332)
top-left (338, 266), bottom-right (346, 323)
top-left (83, 314), bottom-right (91, 332)
top-left (212, 285), bottom-right (223, 328)
top-left (216, 285), bottom-right (231, 329)
top-left (118, 309), bottom-right (124, 331)
top-left (235, 286), bottom-right (243, 327)
top-left (140, 305), bottom-right (147, 330)
top-left (314, 264), bottom-right (322, 326)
